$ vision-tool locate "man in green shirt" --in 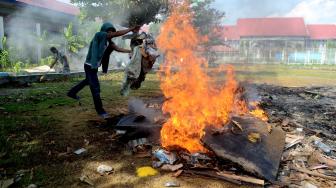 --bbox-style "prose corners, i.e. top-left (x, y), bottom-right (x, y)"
top-left (67, 22), bottom-right (139, 119)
